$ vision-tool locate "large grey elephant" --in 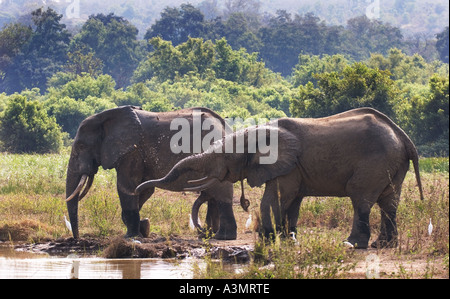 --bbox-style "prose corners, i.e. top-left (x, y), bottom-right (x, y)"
top-left (136, 108), bottom-right (424, 249)
top-left (65, 106), bottom-right (237, 240)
